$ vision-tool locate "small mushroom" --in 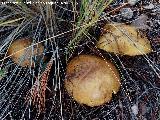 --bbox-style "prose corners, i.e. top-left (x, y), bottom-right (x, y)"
top-left (7, 38), bottom-right (44, 67)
